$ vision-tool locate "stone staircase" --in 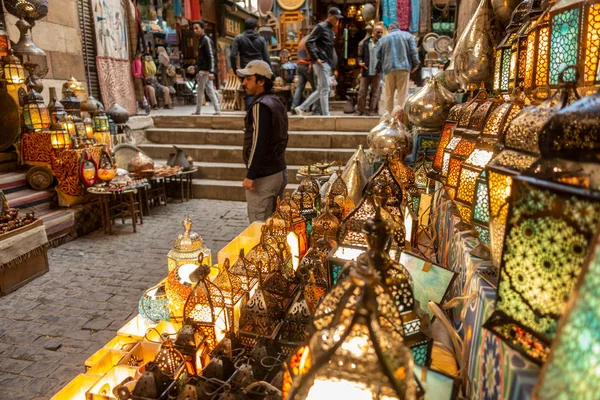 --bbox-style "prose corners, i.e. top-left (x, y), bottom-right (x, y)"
top-left (139, 115), bottom-right (378, 201)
